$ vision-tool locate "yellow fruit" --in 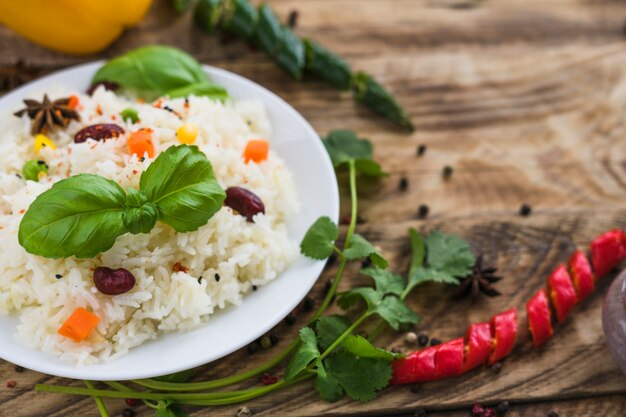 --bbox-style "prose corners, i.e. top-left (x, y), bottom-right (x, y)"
top-left (176, 123), bottom-right (198, 145)
top-left (0, 0), bottom-right (153, 55)
top-left (34, 134), bottom-right (56, 154)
